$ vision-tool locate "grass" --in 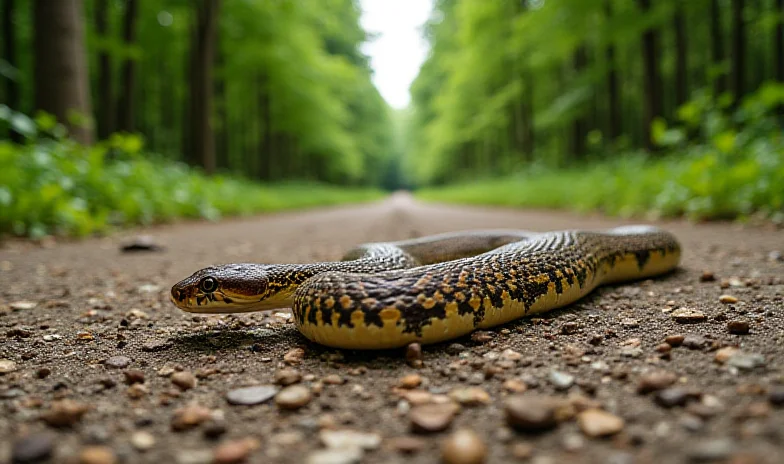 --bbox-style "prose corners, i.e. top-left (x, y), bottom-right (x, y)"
top-left (0, 132), bottom-right (383, 239)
